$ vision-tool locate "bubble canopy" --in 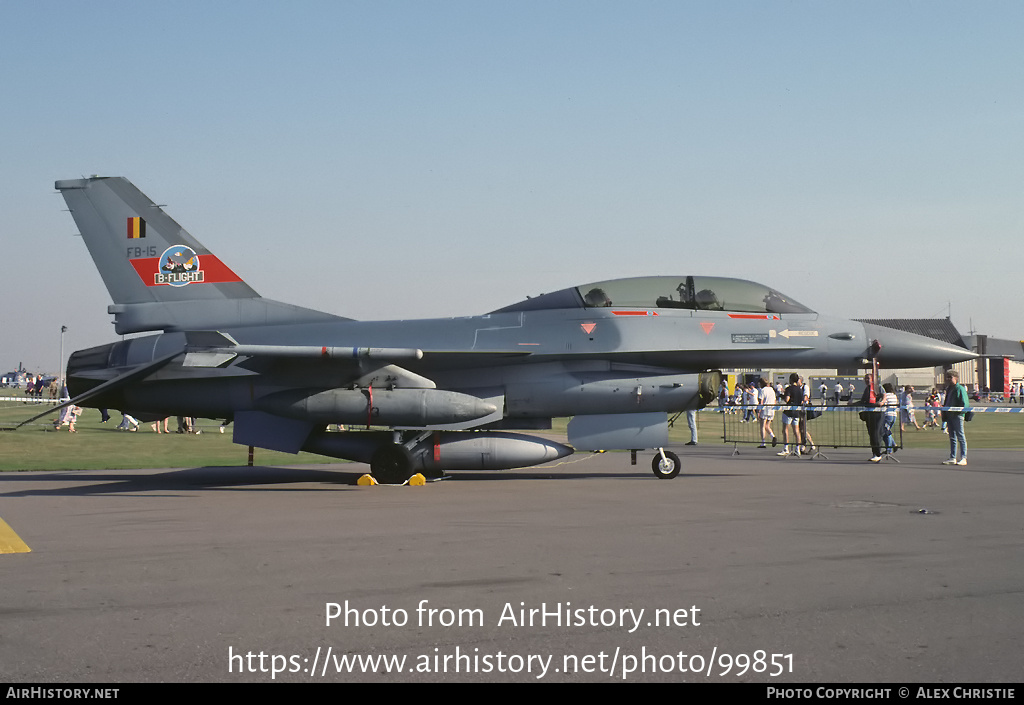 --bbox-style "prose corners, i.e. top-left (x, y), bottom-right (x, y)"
top-left (493, 276), bottom-right (814, 315)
